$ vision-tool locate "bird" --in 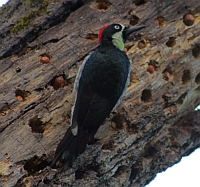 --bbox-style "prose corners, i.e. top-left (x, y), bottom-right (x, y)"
top-left (51, 23), bottom-right (145, 171)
